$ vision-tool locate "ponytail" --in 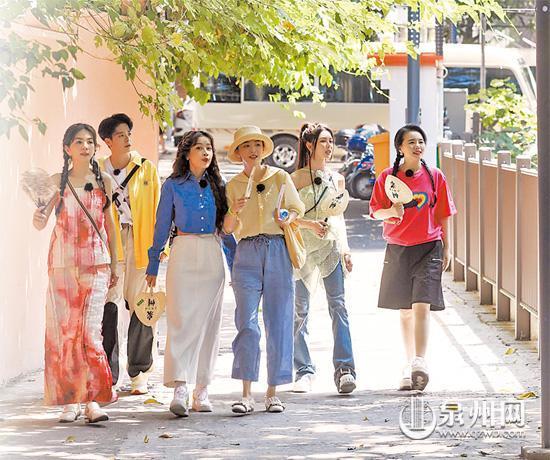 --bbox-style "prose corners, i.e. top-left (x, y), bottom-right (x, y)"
top-left (297, 122), bottom-right (333, 170)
